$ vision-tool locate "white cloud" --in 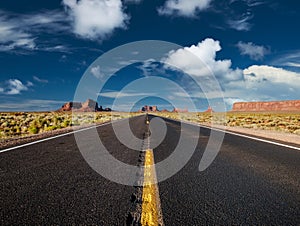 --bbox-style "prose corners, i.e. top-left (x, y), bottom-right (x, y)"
top-left (243, 0), bottom-right (266, 7)
top-left (90, 65), bottom-right (104, 79)
top-left (285, 62), bottom-right (300, 68)
top-left (163, 38), bottom-right (242, 82)
top-left (124, 0), bottom-right (143, 4)
top-left (0, 10), bottom-right (69, 53)
top-left (227, 15), bottom-right (253, 31)
top-left (270, 50), bottom-right (300, 69)
top-left (4, 79), bottom-right (29, 95)
top-left (0, 99), bottom-right (67, 111)
top-left (42, 45), bottom-right (70, 53)
top-left (98, 91), bottom-right (154, 98)
top-left (0, 17), bottom-right (36, 51)
top-left (0, 79), bottom-right (36, 95)
top-left (237, 41), bottom-right (269, 60)
top-left (158, 0), bottom-right (212, 17)
top-left (33, 76), bottom-right (48, 83)
top-left (27, 81), bottom-right (34, 87)
top-left (243, 65), bottom-right (300, 87)
top-left (162, 39), bottom-right (300, 109)
top-left (137, 59), bottom-right (158, 77)
top-left (63, 0), bottom-right (129, 40)
top-left (224, 97), bottom-right (247, 106)
top-left (220, 65), bottom-right (300, 109)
